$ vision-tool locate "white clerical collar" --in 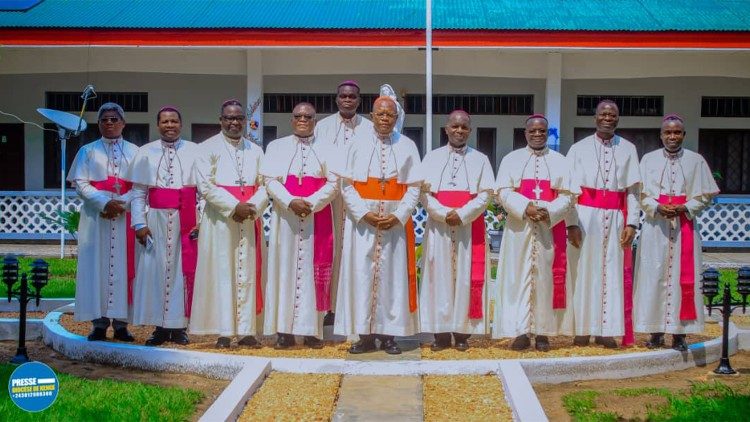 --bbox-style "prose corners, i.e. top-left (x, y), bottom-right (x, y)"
top-left (595, 134), bottom-right (615, 146)
top-left (663, 147), bottom-right (683, 159)
top-left (294, 135), bottom-right (314, 145)
top-left (161, 139), bottom-right (182, 149)
top-left (338, 113), bottom-right (358, 126)
top-left (102, 136), bottom-right (121, 145)
top-left (222, 133), bottom-right (244, 148)
top-left (526, 145), bottom-right (548, 156)
top-left (449, 144), bottom-right (468, 155)
top-left (375, 133), bottom-right (393, 144)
